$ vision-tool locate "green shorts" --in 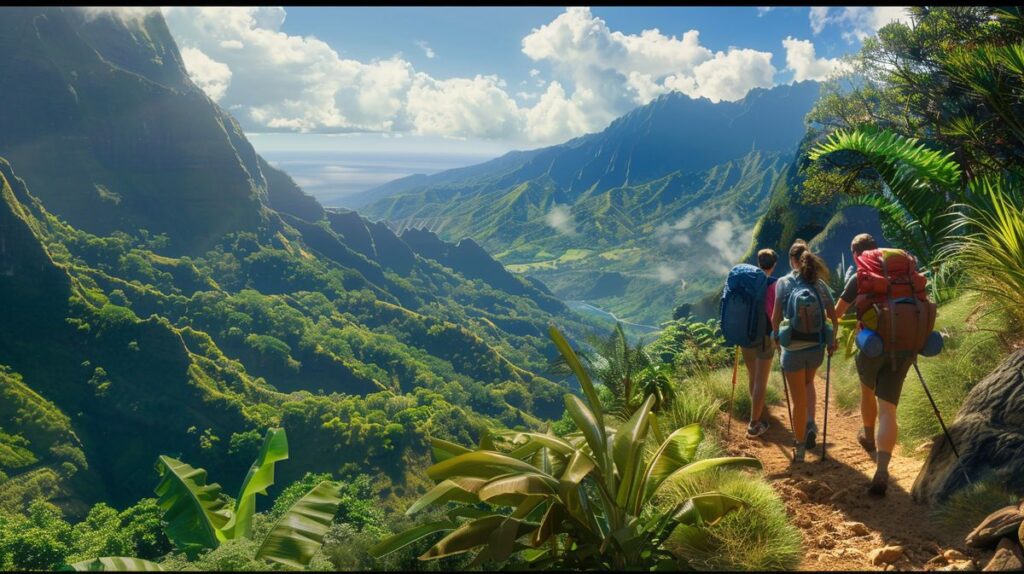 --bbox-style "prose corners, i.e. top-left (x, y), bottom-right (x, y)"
top-left (856, 352), bottom-right (915, 406)
top-left (741, 335), bottom-right (775, 361)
